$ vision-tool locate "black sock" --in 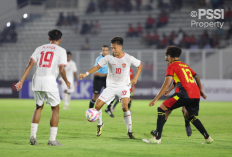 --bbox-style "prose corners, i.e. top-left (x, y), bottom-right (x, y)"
top-left (155, 107), bottom-right (166, 140)
top-left (107, 104), bottom-right (111, 110)
top-left (128, 100), bottom-right (131, 109)
top-left (113, 99), bottom-right (119, 108)
top-left (89, 99), bottom-right (95, 108)
top-left (188, 116), bottom-right (209, 139)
